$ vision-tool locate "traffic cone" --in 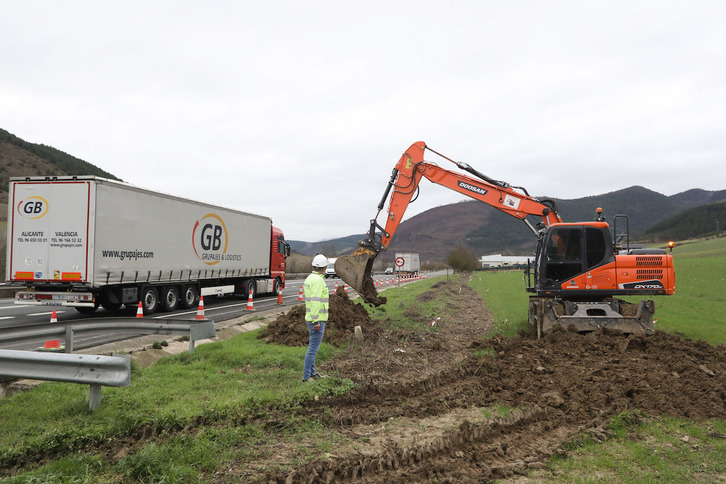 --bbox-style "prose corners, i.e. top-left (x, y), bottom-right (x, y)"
top-left (344, 284), bottom-right (349, 293)
top-left (195, 296), bottom-right (206, 320)
top-left (276, 291), bottom-right (283, 305)
top-left (41, 311), bottom-right (62, 350)
top-left (246, 290), bottom-right (255, 310)
top-left (334, 281), bottom-right (338, 293)
top-left (136, 301), bottom-right (143, 318)
top-left (42, 339), bottom-right (62, 350)
top-left (298, 285), bottom-right (304, 301)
